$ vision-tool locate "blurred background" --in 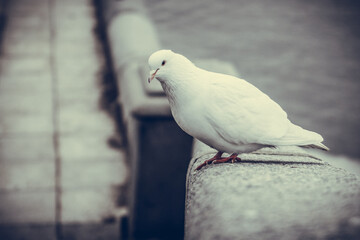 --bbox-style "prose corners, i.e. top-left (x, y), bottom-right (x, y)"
top-left (0, 0), bottom-right (359, 239)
